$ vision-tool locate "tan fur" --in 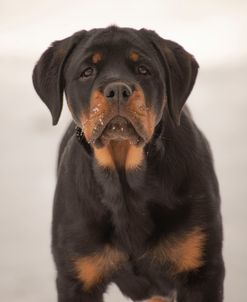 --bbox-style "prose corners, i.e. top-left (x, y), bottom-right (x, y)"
top-left (93, 141), bottom-right (144, 170)
top-left (74, 246), bottom-right (127, 291)
top-left (147, 297), bottom-right (169, 302)
top-left (93, 145), bottom-right (116, 169)
top-left (129, 51), bottom-right (139, 62)
top-left (81, 90), bottom-right (110, 142)
top-left (92, 52), bottom-right (102, 64)
top-left (126, 87), bottom-right (156, 141)
top-left (150, 228), bottom-right (206, 274)
top-left (125, 144), bottom-right (144, 169)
